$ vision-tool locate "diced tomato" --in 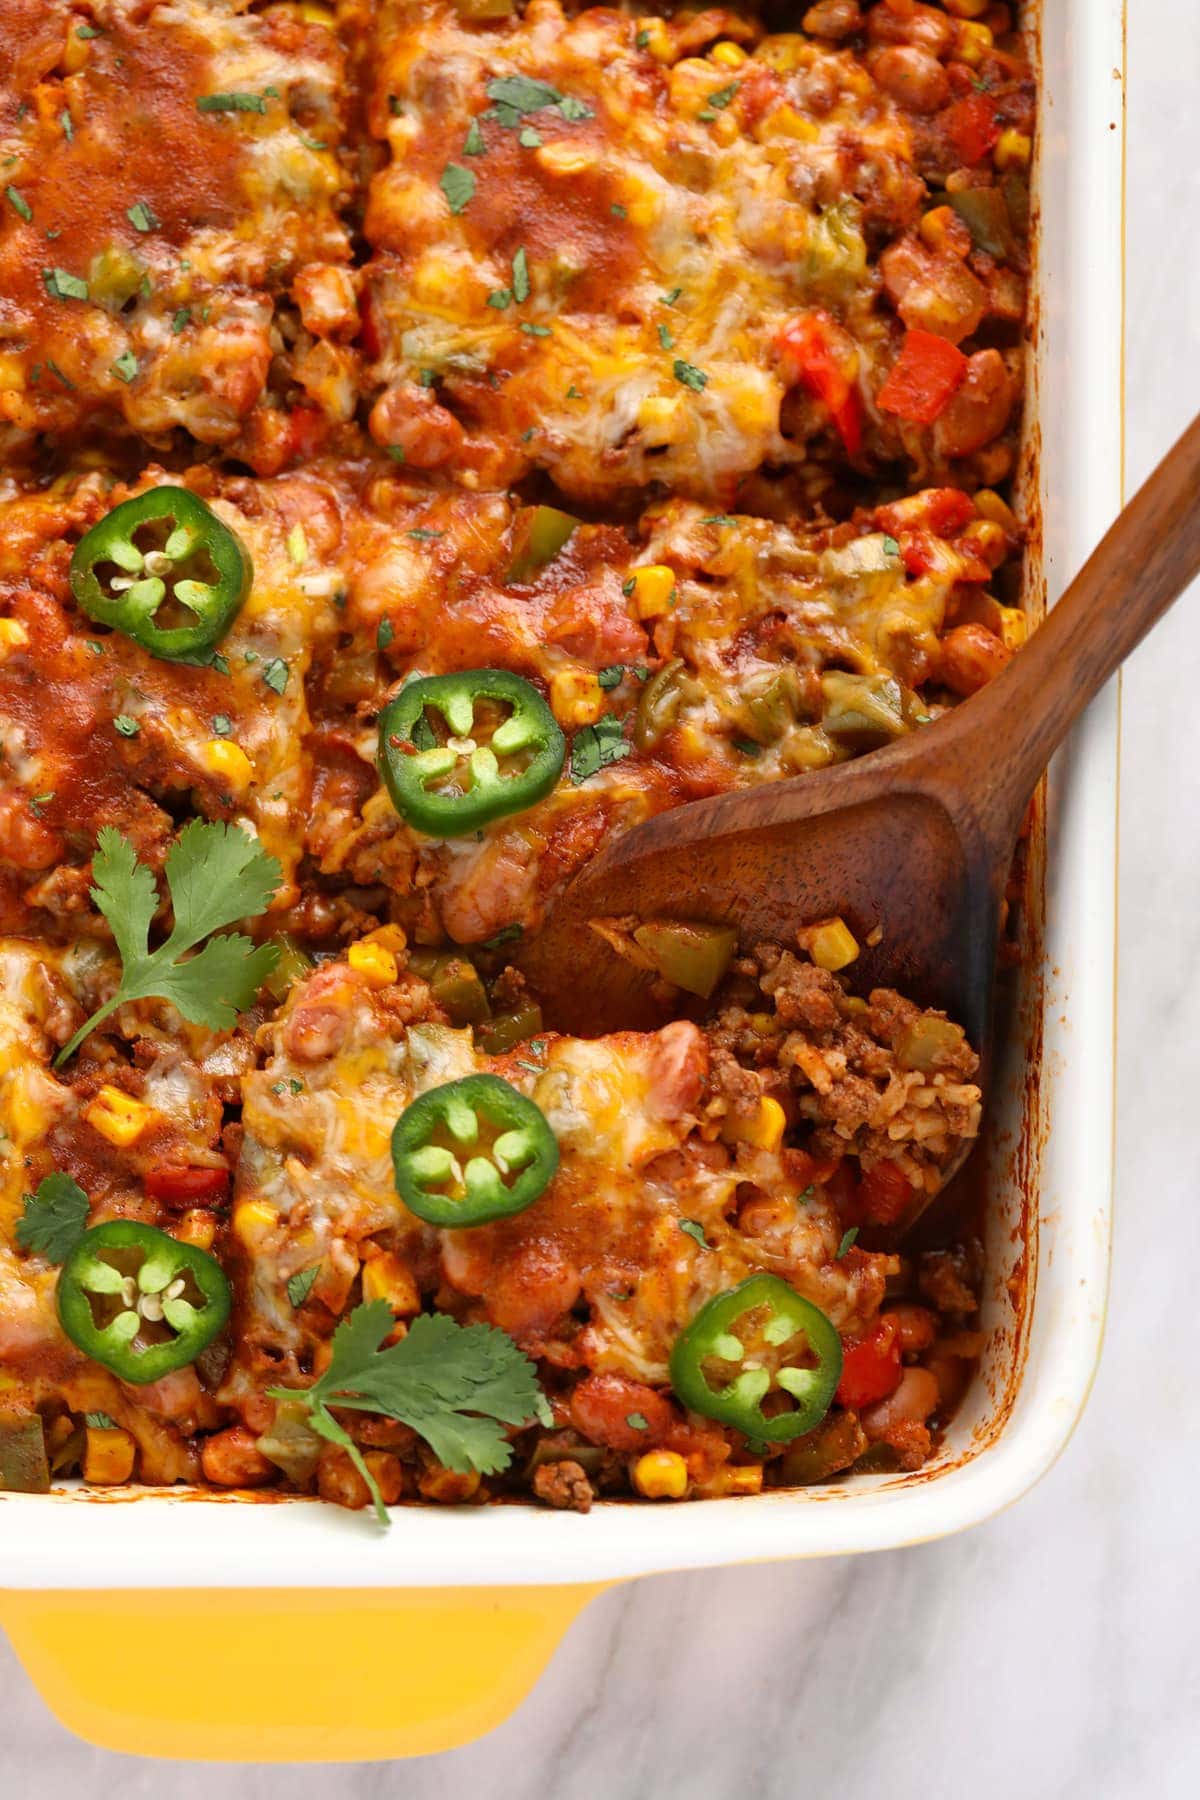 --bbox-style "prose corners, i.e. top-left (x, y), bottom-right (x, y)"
top-left (284, 406), bottom-right (327, 465)
top-left (777, 309), bottom-right (864, 456)
top-left (942, 93), bottom-right (1002, 166)
top-left (856, 1160), bottom-right (915, 1227)
top-left (876, 487), bottom-right (977, 540)
top-left (144, 1165), bottom-right (231, 1210)
top-left (836, 1318), bottom-right (904, 1410)
top-left (877, 330), bottom-right (968, 425)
